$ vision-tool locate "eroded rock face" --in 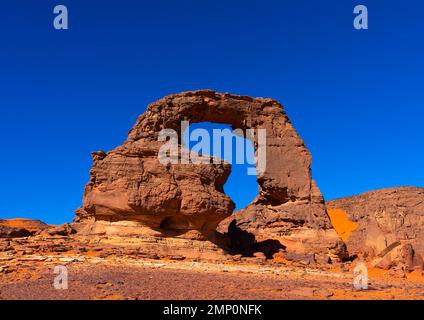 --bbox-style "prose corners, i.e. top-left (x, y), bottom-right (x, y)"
top-left (327, 187), bottom-right (424, 270)
top-left (75, 90), bottom-right (344, 258)
top-left (76, 145), bottom-right (233, 237)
